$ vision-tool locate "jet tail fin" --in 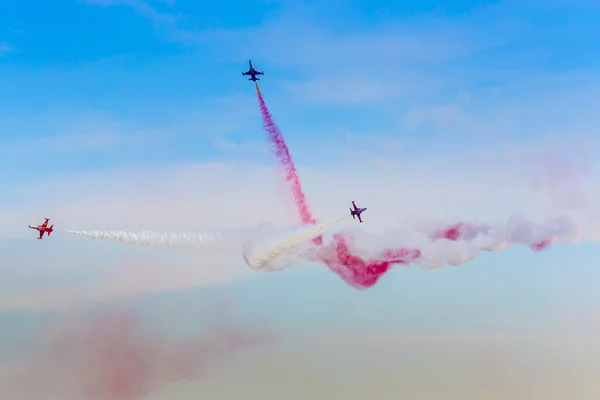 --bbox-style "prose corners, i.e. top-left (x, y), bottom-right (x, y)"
top-left (350, 208), bottom-right (355, 219)
top-left (48, 225), bottom-right (53, 236)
